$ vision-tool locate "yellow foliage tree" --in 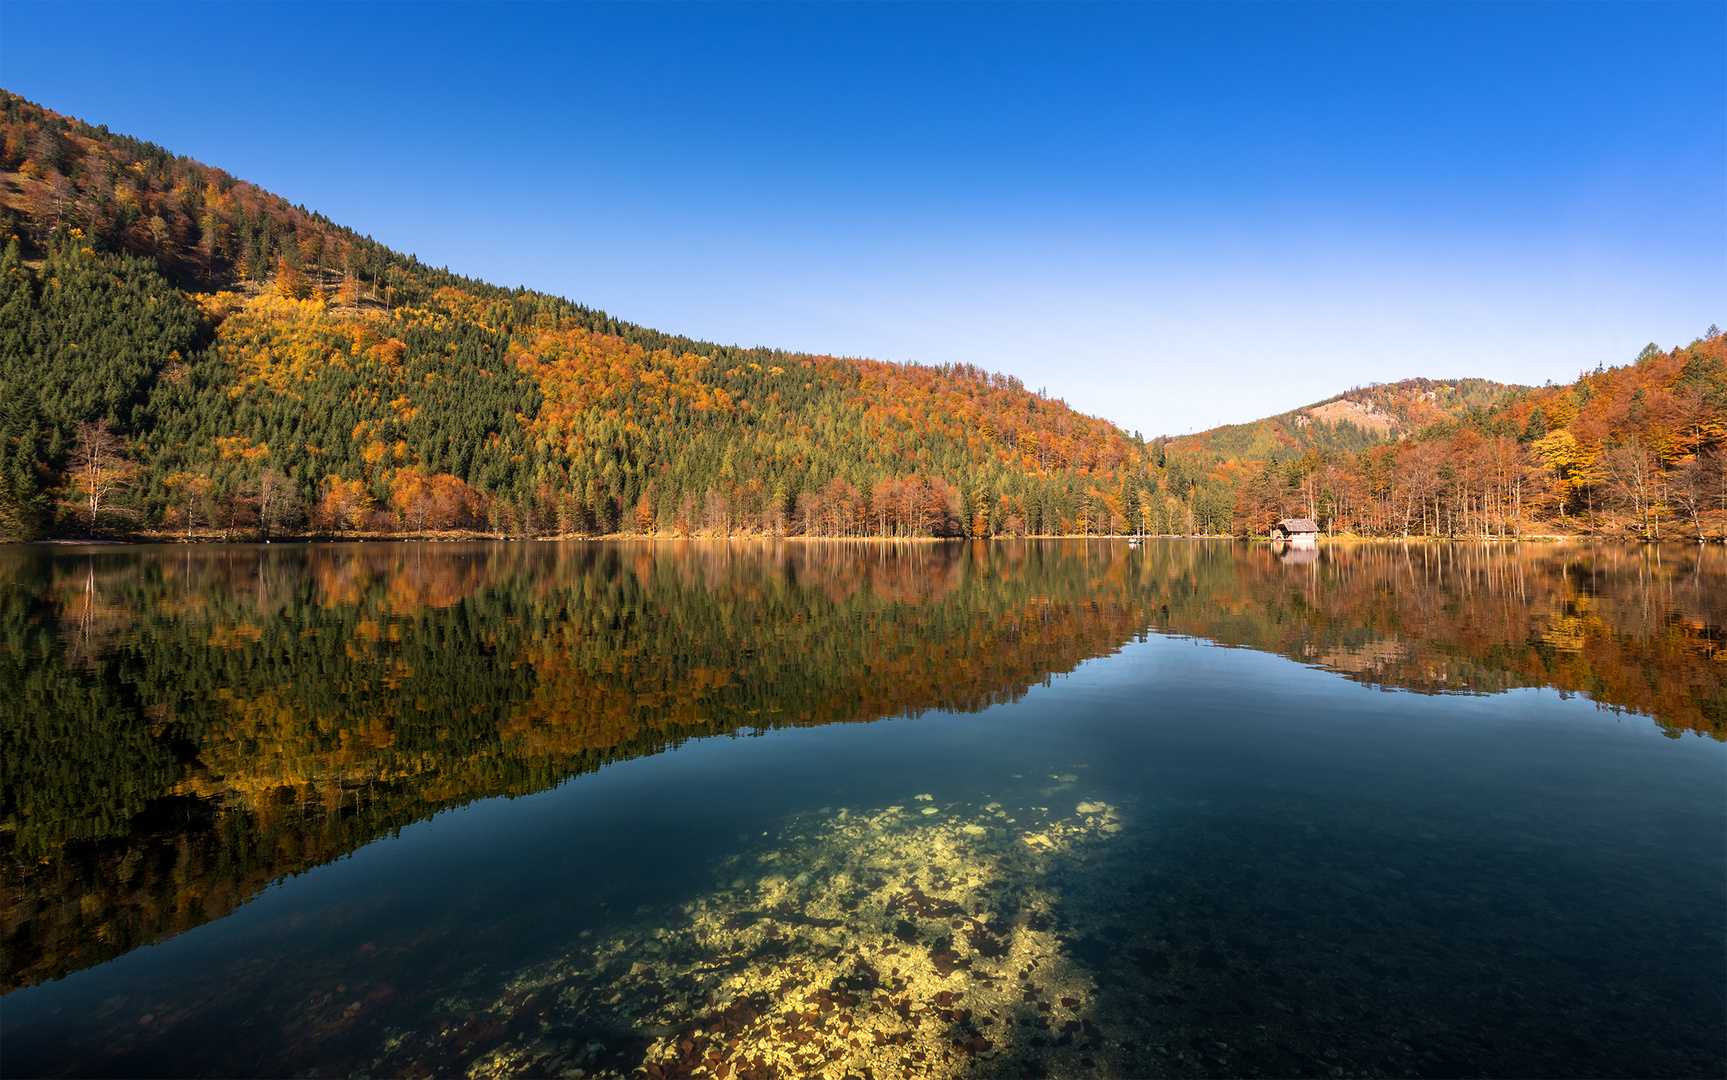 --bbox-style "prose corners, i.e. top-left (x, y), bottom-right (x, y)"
top-left (318, 476), bottom-right (375, 535)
